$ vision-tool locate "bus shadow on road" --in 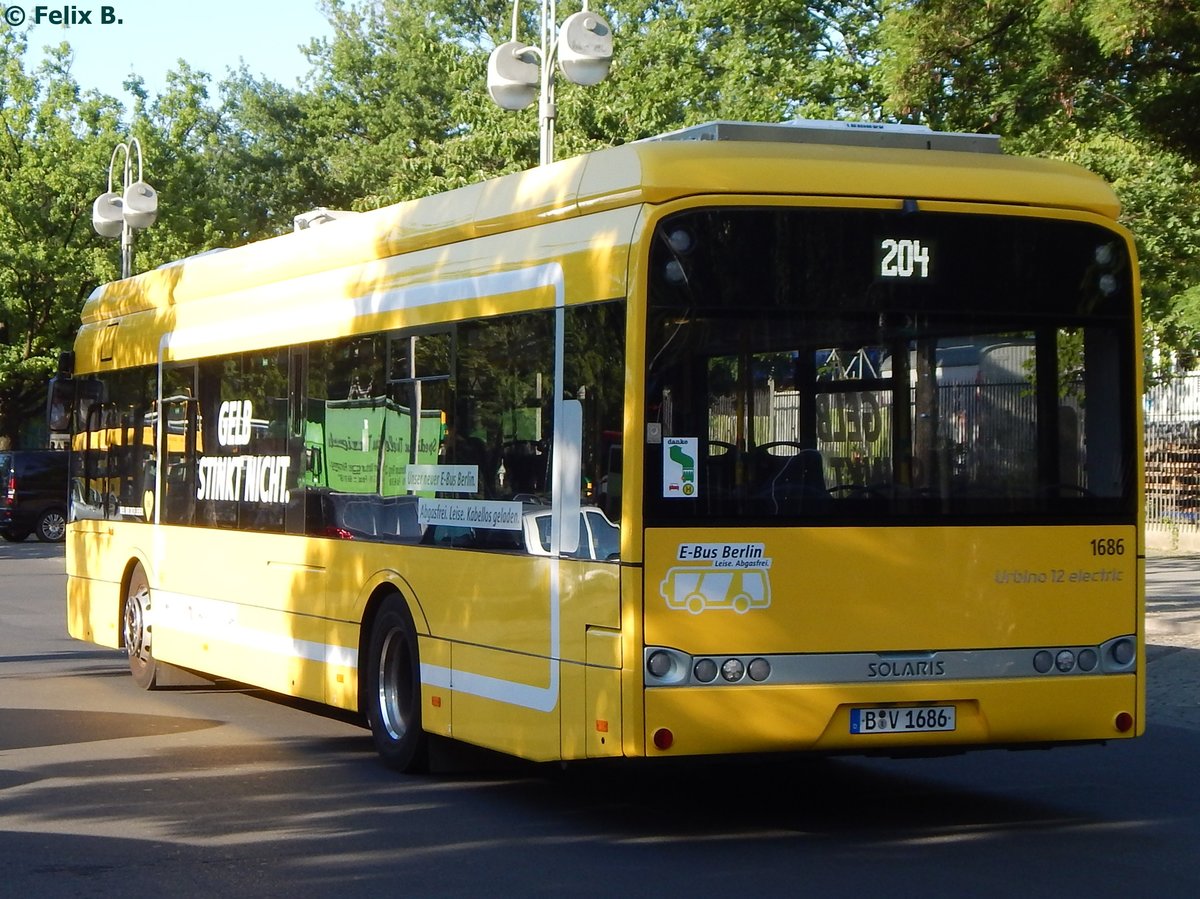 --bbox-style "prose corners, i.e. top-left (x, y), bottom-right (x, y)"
top-left (5, 725), bottom-right (1191, 895)
top-left (0, 707), bottom-right (222, 751)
